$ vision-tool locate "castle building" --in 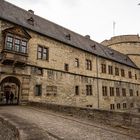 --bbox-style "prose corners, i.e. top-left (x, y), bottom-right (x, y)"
top-left (0, 0), bottom-right (140, 112)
